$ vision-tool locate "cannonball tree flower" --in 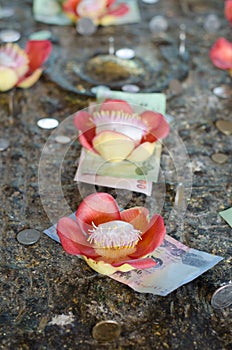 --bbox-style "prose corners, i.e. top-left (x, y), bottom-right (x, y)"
top-left (0, 40), bottom-right (52, 92)
top-left (74, 99), bottom-right (170, 163)
top-left (57, 193), bottom-right (166, 275)
top-left (209, 37), bottom-right (232, 76)
top-left (62, 0), bottom-right (129, 26)
top-left (225, 0), bottom-right (232, 25)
